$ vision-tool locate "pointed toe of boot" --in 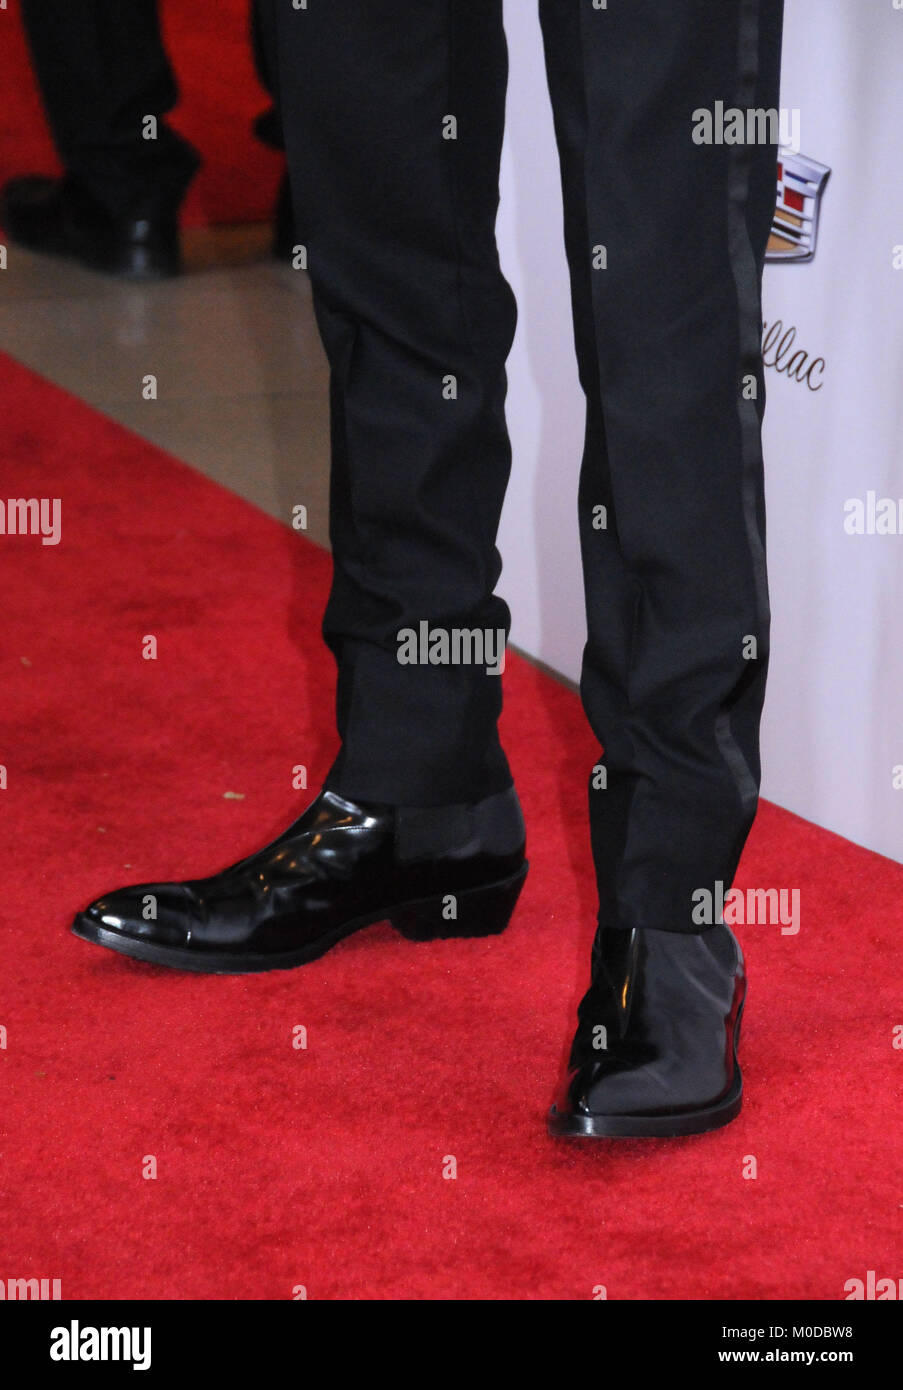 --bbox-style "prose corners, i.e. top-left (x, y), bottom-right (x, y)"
top-left (72, 882), bottom-right (200, 961)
